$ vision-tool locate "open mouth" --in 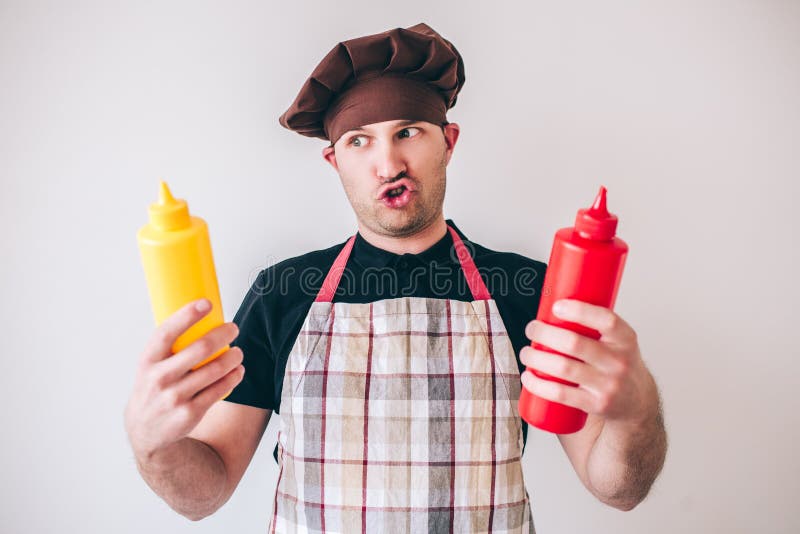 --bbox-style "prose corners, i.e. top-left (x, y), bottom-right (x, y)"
top-left (377, 179), bottom-right (415, 208)
top-left (380, 184), bottom-right (414, 208)
top-left (384, 185), bottom-right (407, 198)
